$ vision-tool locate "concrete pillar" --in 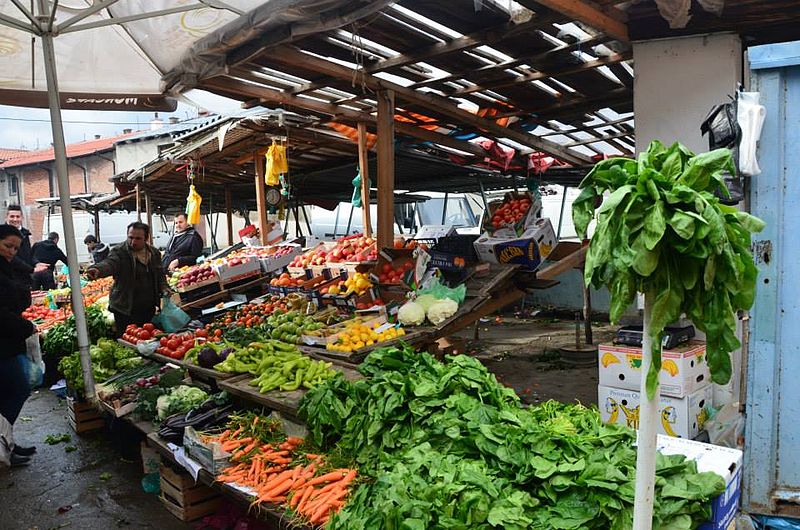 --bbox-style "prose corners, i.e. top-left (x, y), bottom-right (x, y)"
top-left (634, 33), bottom-right (743, 408)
